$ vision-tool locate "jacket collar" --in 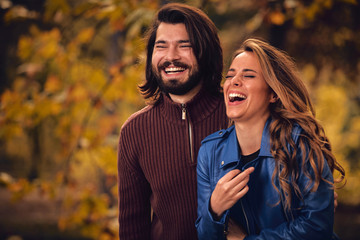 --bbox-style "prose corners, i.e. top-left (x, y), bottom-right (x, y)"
top-left (159, 88), bottom-right (223, 124)
top-left (221, 118), bottom-right (273, 168)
